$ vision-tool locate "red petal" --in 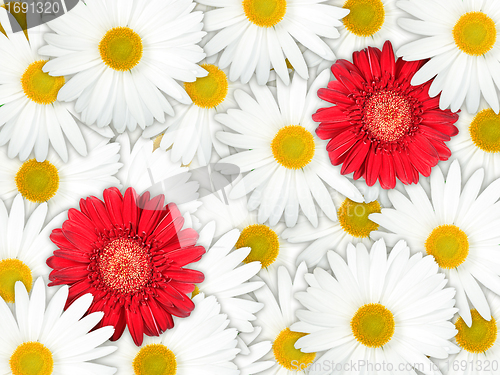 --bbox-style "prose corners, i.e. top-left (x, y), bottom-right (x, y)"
top-left (352, 49), bottom-right (373, 82)
top-left (46, 257), bottom-right (84, 270)
top-left (123, 188), bottom-right (140, 233)
top-left (313, 106), bottom-right (351, 123)
top-left (341, 139), bottom-right (370, 176)
top-left (103, 187), bottom-right (124, 226)
top-left (52, 250), bottom-right (90, 263)
top-left (139, 302), bottom-right (160, 336)
top-left (50, 266), bottom-right (89, 282)
top-left (138, 194), bottom-right (165, 238)
top-left (380, 41), bottom-right (395, 78)
top-left (155, 245), bottom-right (205, 267)
top-left (161, 268), bottom-right (205, 283)
top-left (125, 306), bottom-right (145, 346)
top-left (317, 88), bottom-right (355, 106)
top-left (365, 146), bottom-right (383, 186)
top-left (391, 150), bottom-right (411, 185)
top-left (379, 152), bottom-right (396, 189)
top-left (367, 46), bottom-right (382, 80)
top-left (148, 298), bottom-right (173, 332)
